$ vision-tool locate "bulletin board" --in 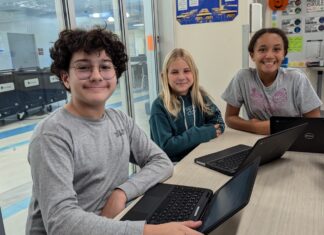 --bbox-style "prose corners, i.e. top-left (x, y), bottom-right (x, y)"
top-left (176, 0), bottom-right (238, 25)
top-left (272, 0), bottom-right (324, 67)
